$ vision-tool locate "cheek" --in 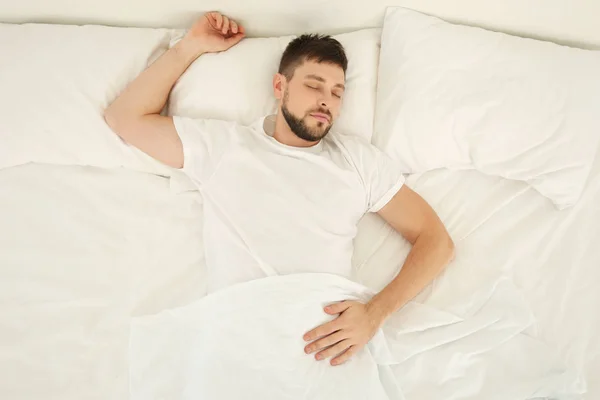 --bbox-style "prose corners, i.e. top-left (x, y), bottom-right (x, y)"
top-left (287, 90), bottom-right (310, 112)
top-left (330, 100), bottom-right (342, 117)
top-left (302, 92), bottom-right (320, 110)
